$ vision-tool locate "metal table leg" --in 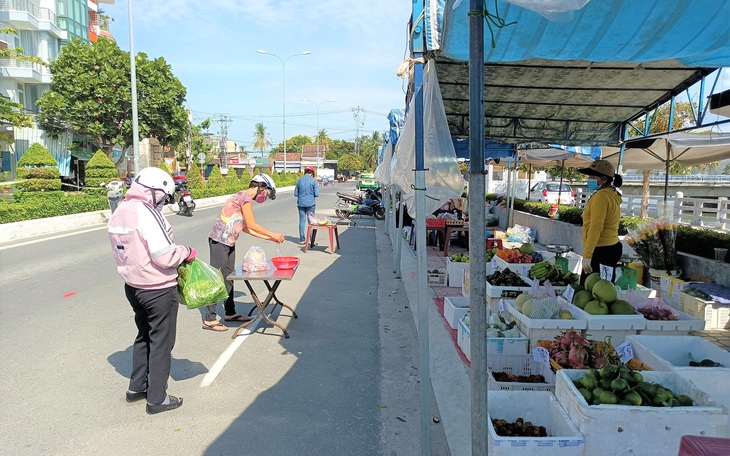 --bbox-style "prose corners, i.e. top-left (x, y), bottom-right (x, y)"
top-left (232, 280), bottom-right (297, 339)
